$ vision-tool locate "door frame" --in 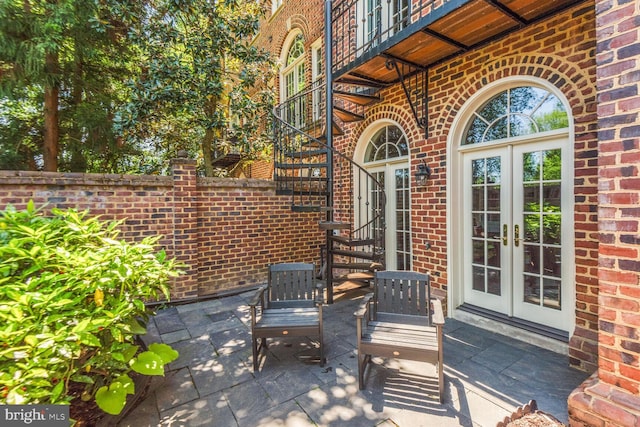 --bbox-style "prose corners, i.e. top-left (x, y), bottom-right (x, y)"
top-left (354, 119), bottom-right (413, 270)
top-left (446, 76), bottom-right (576, 338)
